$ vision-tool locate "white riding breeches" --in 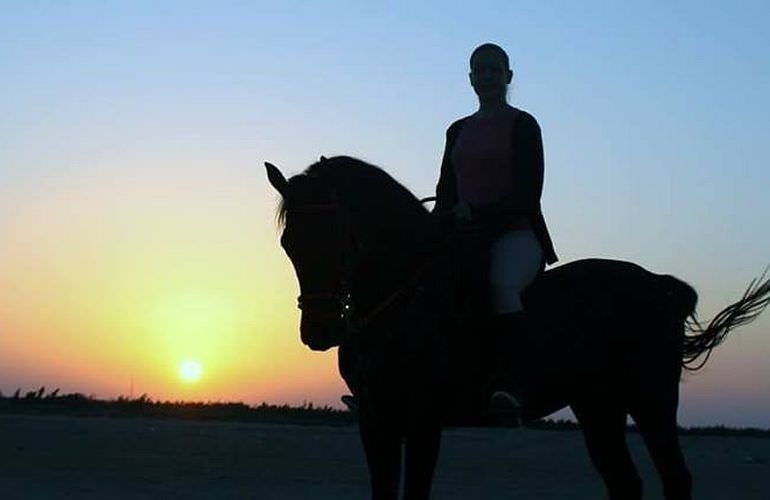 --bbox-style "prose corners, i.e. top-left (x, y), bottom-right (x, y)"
top-left (489, 229), bottom-right (543, 314)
